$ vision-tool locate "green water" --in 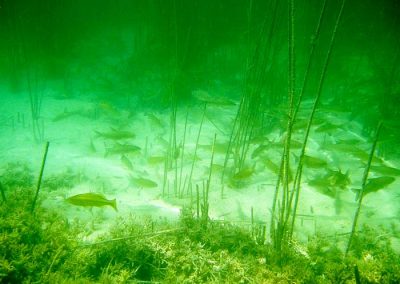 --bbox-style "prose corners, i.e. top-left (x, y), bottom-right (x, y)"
top-left (0, 0), bottom-right (399, 283)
